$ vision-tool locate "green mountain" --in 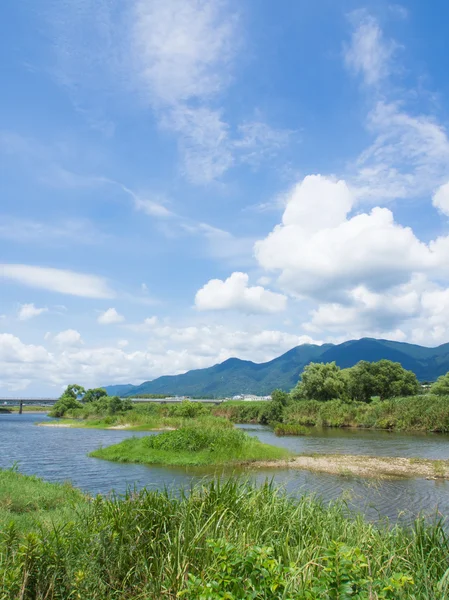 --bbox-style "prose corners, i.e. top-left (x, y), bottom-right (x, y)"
top-left (105, 338), bottom-right (449, 398)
